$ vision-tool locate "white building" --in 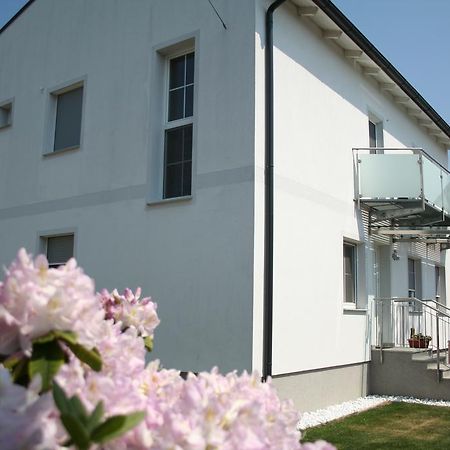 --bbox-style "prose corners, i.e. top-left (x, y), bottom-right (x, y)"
top-left (1, 0), bottom-right (449, 411)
